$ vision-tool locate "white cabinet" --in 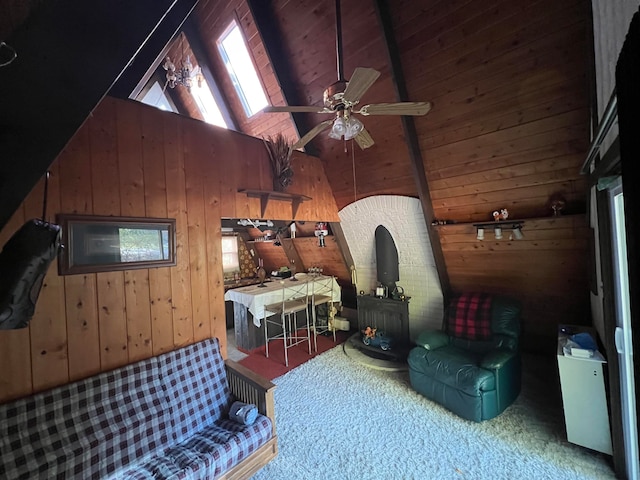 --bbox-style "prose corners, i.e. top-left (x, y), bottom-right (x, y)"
top-left (557, 326), bottom-right (613, 455)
